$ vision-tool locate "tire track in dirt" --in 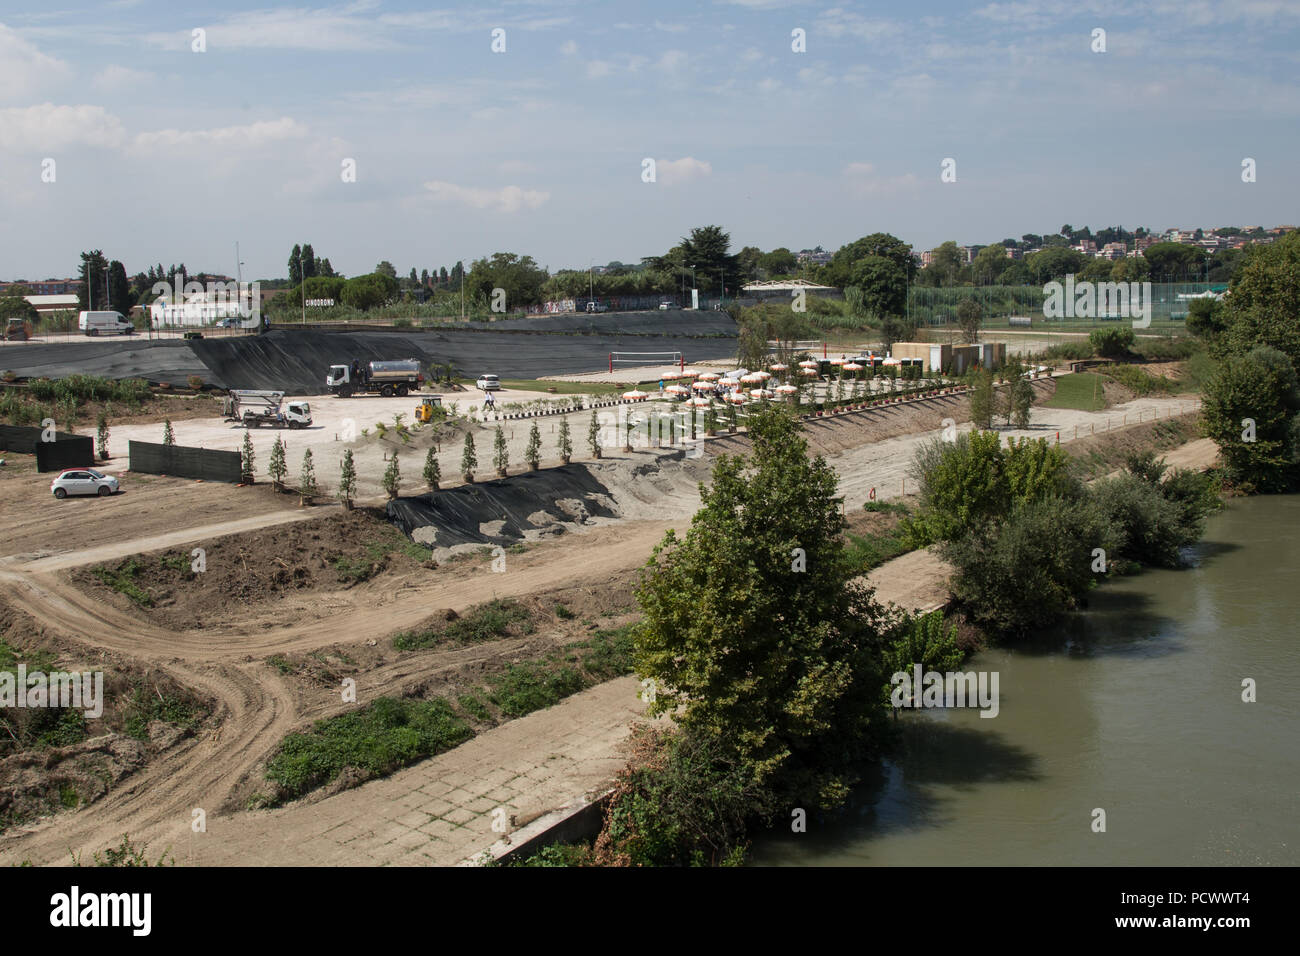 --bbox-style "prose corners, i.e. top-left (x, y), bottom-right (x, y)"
top-left (0, 386), bottom-right (1210, 865)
